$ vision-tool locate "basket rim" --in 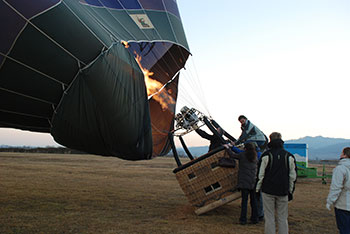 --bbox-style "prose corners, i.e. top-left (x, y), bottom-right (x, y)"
top-left (173, 146), bottom-right (226, 173)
